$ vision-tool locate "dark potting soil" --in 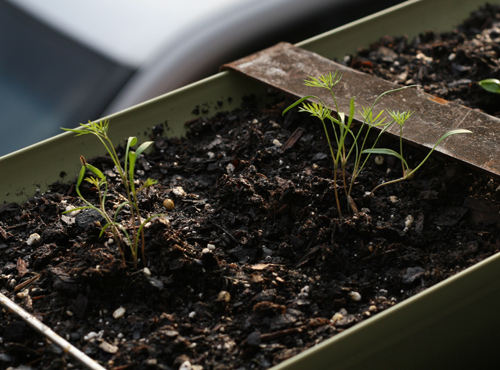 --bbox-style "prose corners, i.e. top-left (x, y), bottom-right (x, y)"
top-left (2, 4), bottom-right (500, 370)
top-left (345, 3), bottom-right (500, 117)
